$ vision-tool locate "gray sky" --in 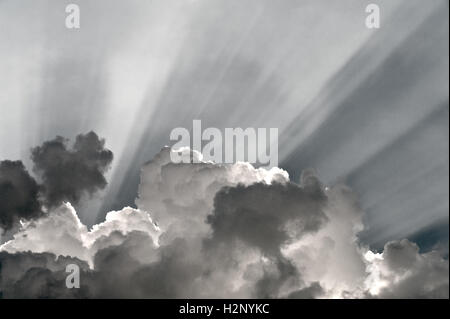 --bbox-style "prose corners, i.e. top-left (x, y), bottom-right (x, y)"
top-left (0, 0), bottom-right (448, 250)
